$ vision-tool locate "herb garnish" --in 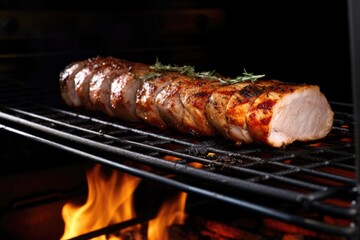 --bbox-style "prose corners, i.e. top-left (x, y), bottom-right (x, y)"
top-left (140, 72), bottom-right (162, 81)
top-left (218, 69), bottom-right (266, 84)
top-left (148, 58), bottom-right (265, 84)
